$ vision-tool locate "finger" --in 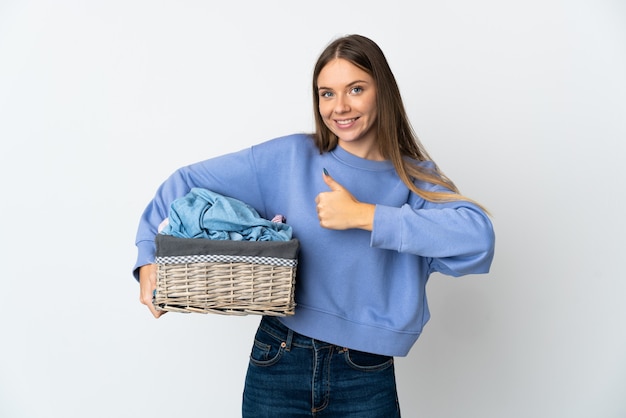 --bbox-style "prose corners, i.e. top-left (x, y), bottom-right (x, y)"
top-left (139, 289), bottom-right (152, 306)
top-left (139, 288), bottom-right (162, 317)
top-left (322, 168), bottom-right (344, 191)
top-left (142, 288), bottom-right (166, 318)
top-left (148, 302), bottom-right (166, 318)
